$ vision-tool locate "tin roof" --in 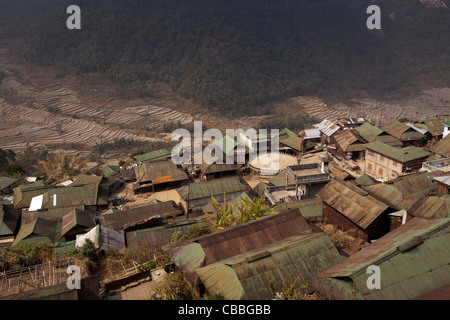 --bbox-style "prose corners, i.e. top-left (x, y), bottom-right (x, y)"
top-left (314, 217), bottom-right (450, 300)
top-left (13, 181), bottom-right (55, 209)
top-left (382, 121), bottom-right (425, 141)
top-left (317, 179), bottom-right (389, 229)
top-left (126, 220), bottom-right (210, 248)
top-left (0, 176), bottom-right (18, 192)
top-left (0, 204), bottom-right (20, 237)
top-left (365, 141), bottom-right (432, 163)
top-left (409, 195), bottom-right (450, 219)
top-left (406, 122), bottom-right (429, 135)
top-left (363, 172), bottom-right (436, 211)
top-left (355, 122), bottom-right (383, 142)
top-left (431, 134), bottom-right (450, 157)
top-left (177, 176), bottom-right (249, 201)
top-left (424, 119), bottom-right (445, 136)
top-left (434, 175), bottom-right (450, 186)
top-left (99, 200), bottom-right (183, 230)
top-left (196, 232), bottom-right (343, 300)
top-left (134, 160), bottom-right (188, 184)
top-left (12, 217), bottom-right (61, 247)
top-left (171, 209), bottom-right (312, 275)
top-left (199, 163), bottom-right (239, 175)
top-left (100, 165), bottom-right (121, 177)
top-left (334, 130), bottom-right (367, 152)
top-left (60, 209), bottom-right (96, 237)
top-left (314, 119), bottom-right (341, 137)
top-left (274, 198), bottom-right (323, 219)
top-left (354, 173), bottom-right (378, 187)
top-left (133, 148), bottom-right (172, 163)
top-left (302, 128), bottom-right (321, 139)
